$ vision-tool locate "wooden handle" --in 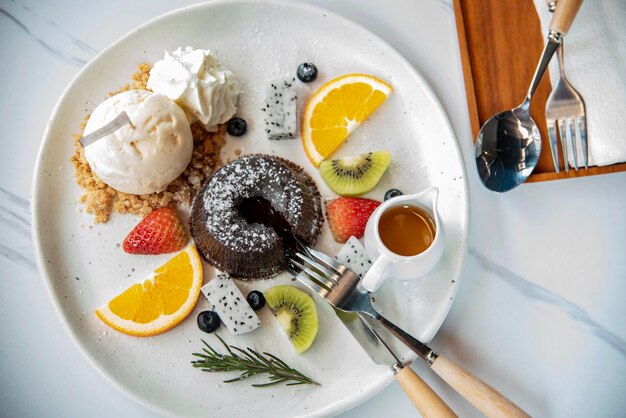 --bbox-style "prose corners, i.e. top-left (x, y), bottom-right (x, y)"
top-left (430, 354), bottom-right (530, 418)
top-left (549, 0), bottom-right (583, 35)
top-left (395, 366), bottom-right (457, 418)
